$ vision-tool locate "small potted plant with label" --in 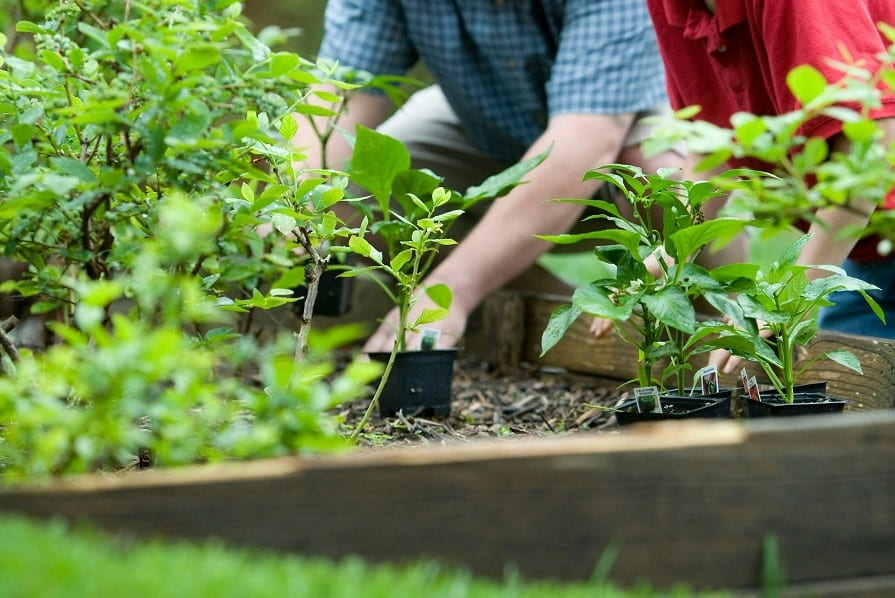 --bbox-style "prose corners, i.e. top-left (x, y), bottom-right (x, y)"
top-left (704, 234), bottom-right (884, 416)
top-left (344, 126), bottom-right (547, 435)
top-left (539, 165), bottom-right (748, 424)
